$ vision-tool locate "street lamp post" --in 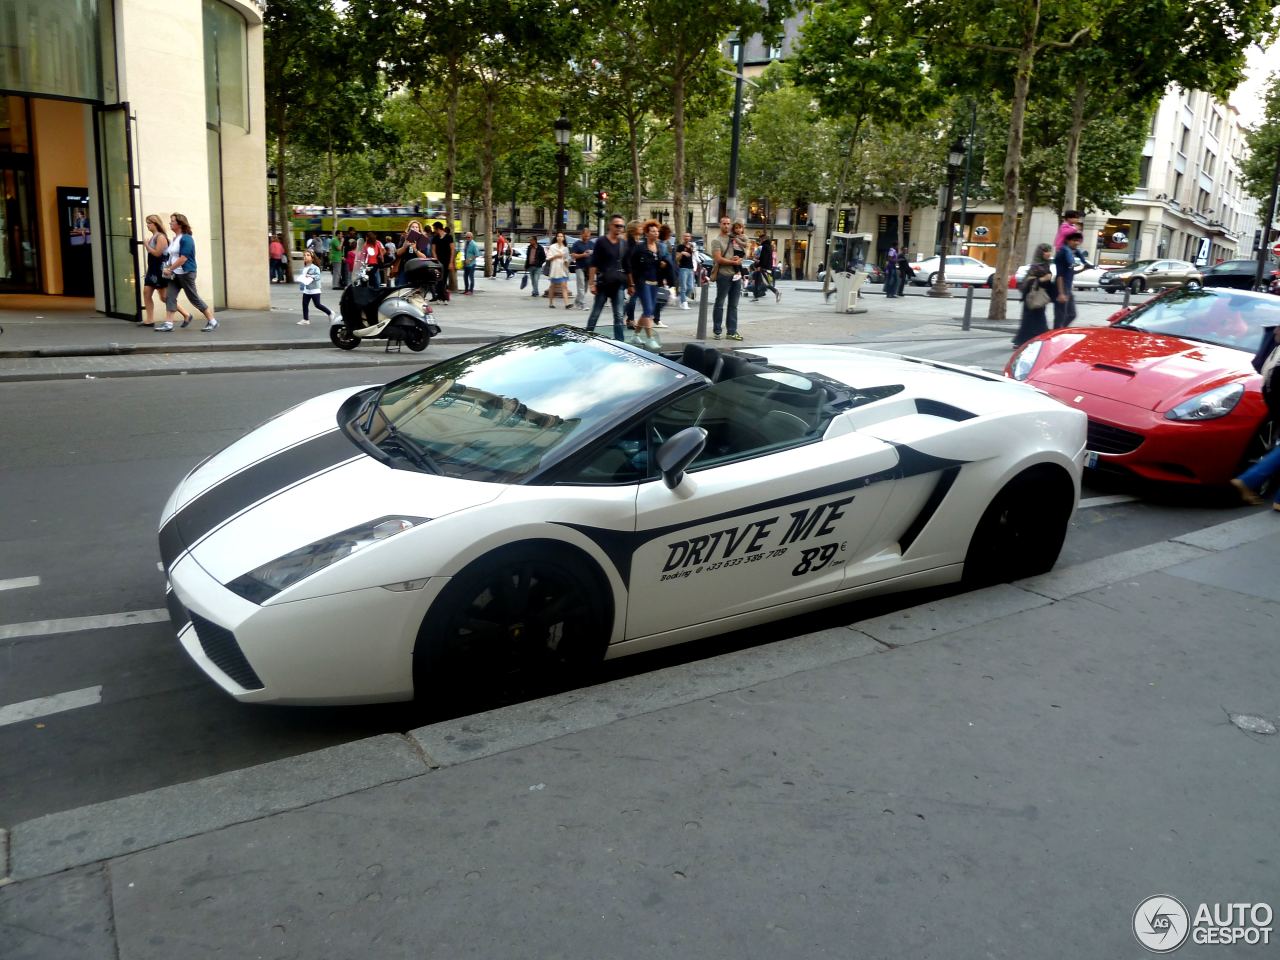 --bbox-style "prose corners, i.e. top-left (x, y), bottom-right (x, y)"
top-left (266, 167), bottom-right (278, 236)
top-left (554, 114), bottom-right (571, 233)
top-left (926, 138), bottom-right (967, 299)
